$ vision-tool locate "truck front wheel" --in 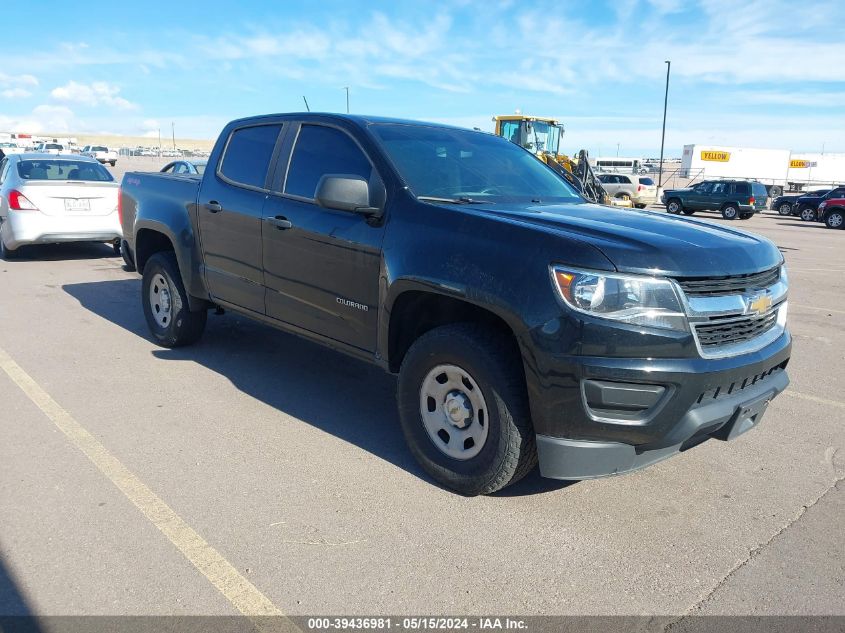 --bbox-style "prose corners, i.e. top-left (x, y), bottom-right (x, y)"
top-left (666, 198), bottom-right (683, 214)
top-left (142, 251), bottom-right (206, 347)
top-left (397, 324), bottom-right (537, 495)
